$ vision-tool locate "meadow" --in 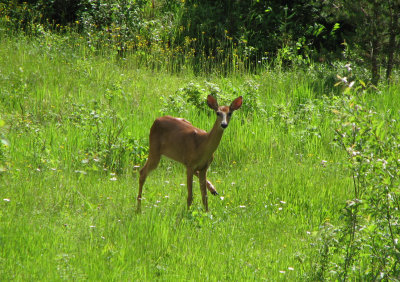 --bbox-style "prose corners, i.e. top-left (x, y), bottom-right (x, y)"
top-left (1, 33), bottom-right (399, 280)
